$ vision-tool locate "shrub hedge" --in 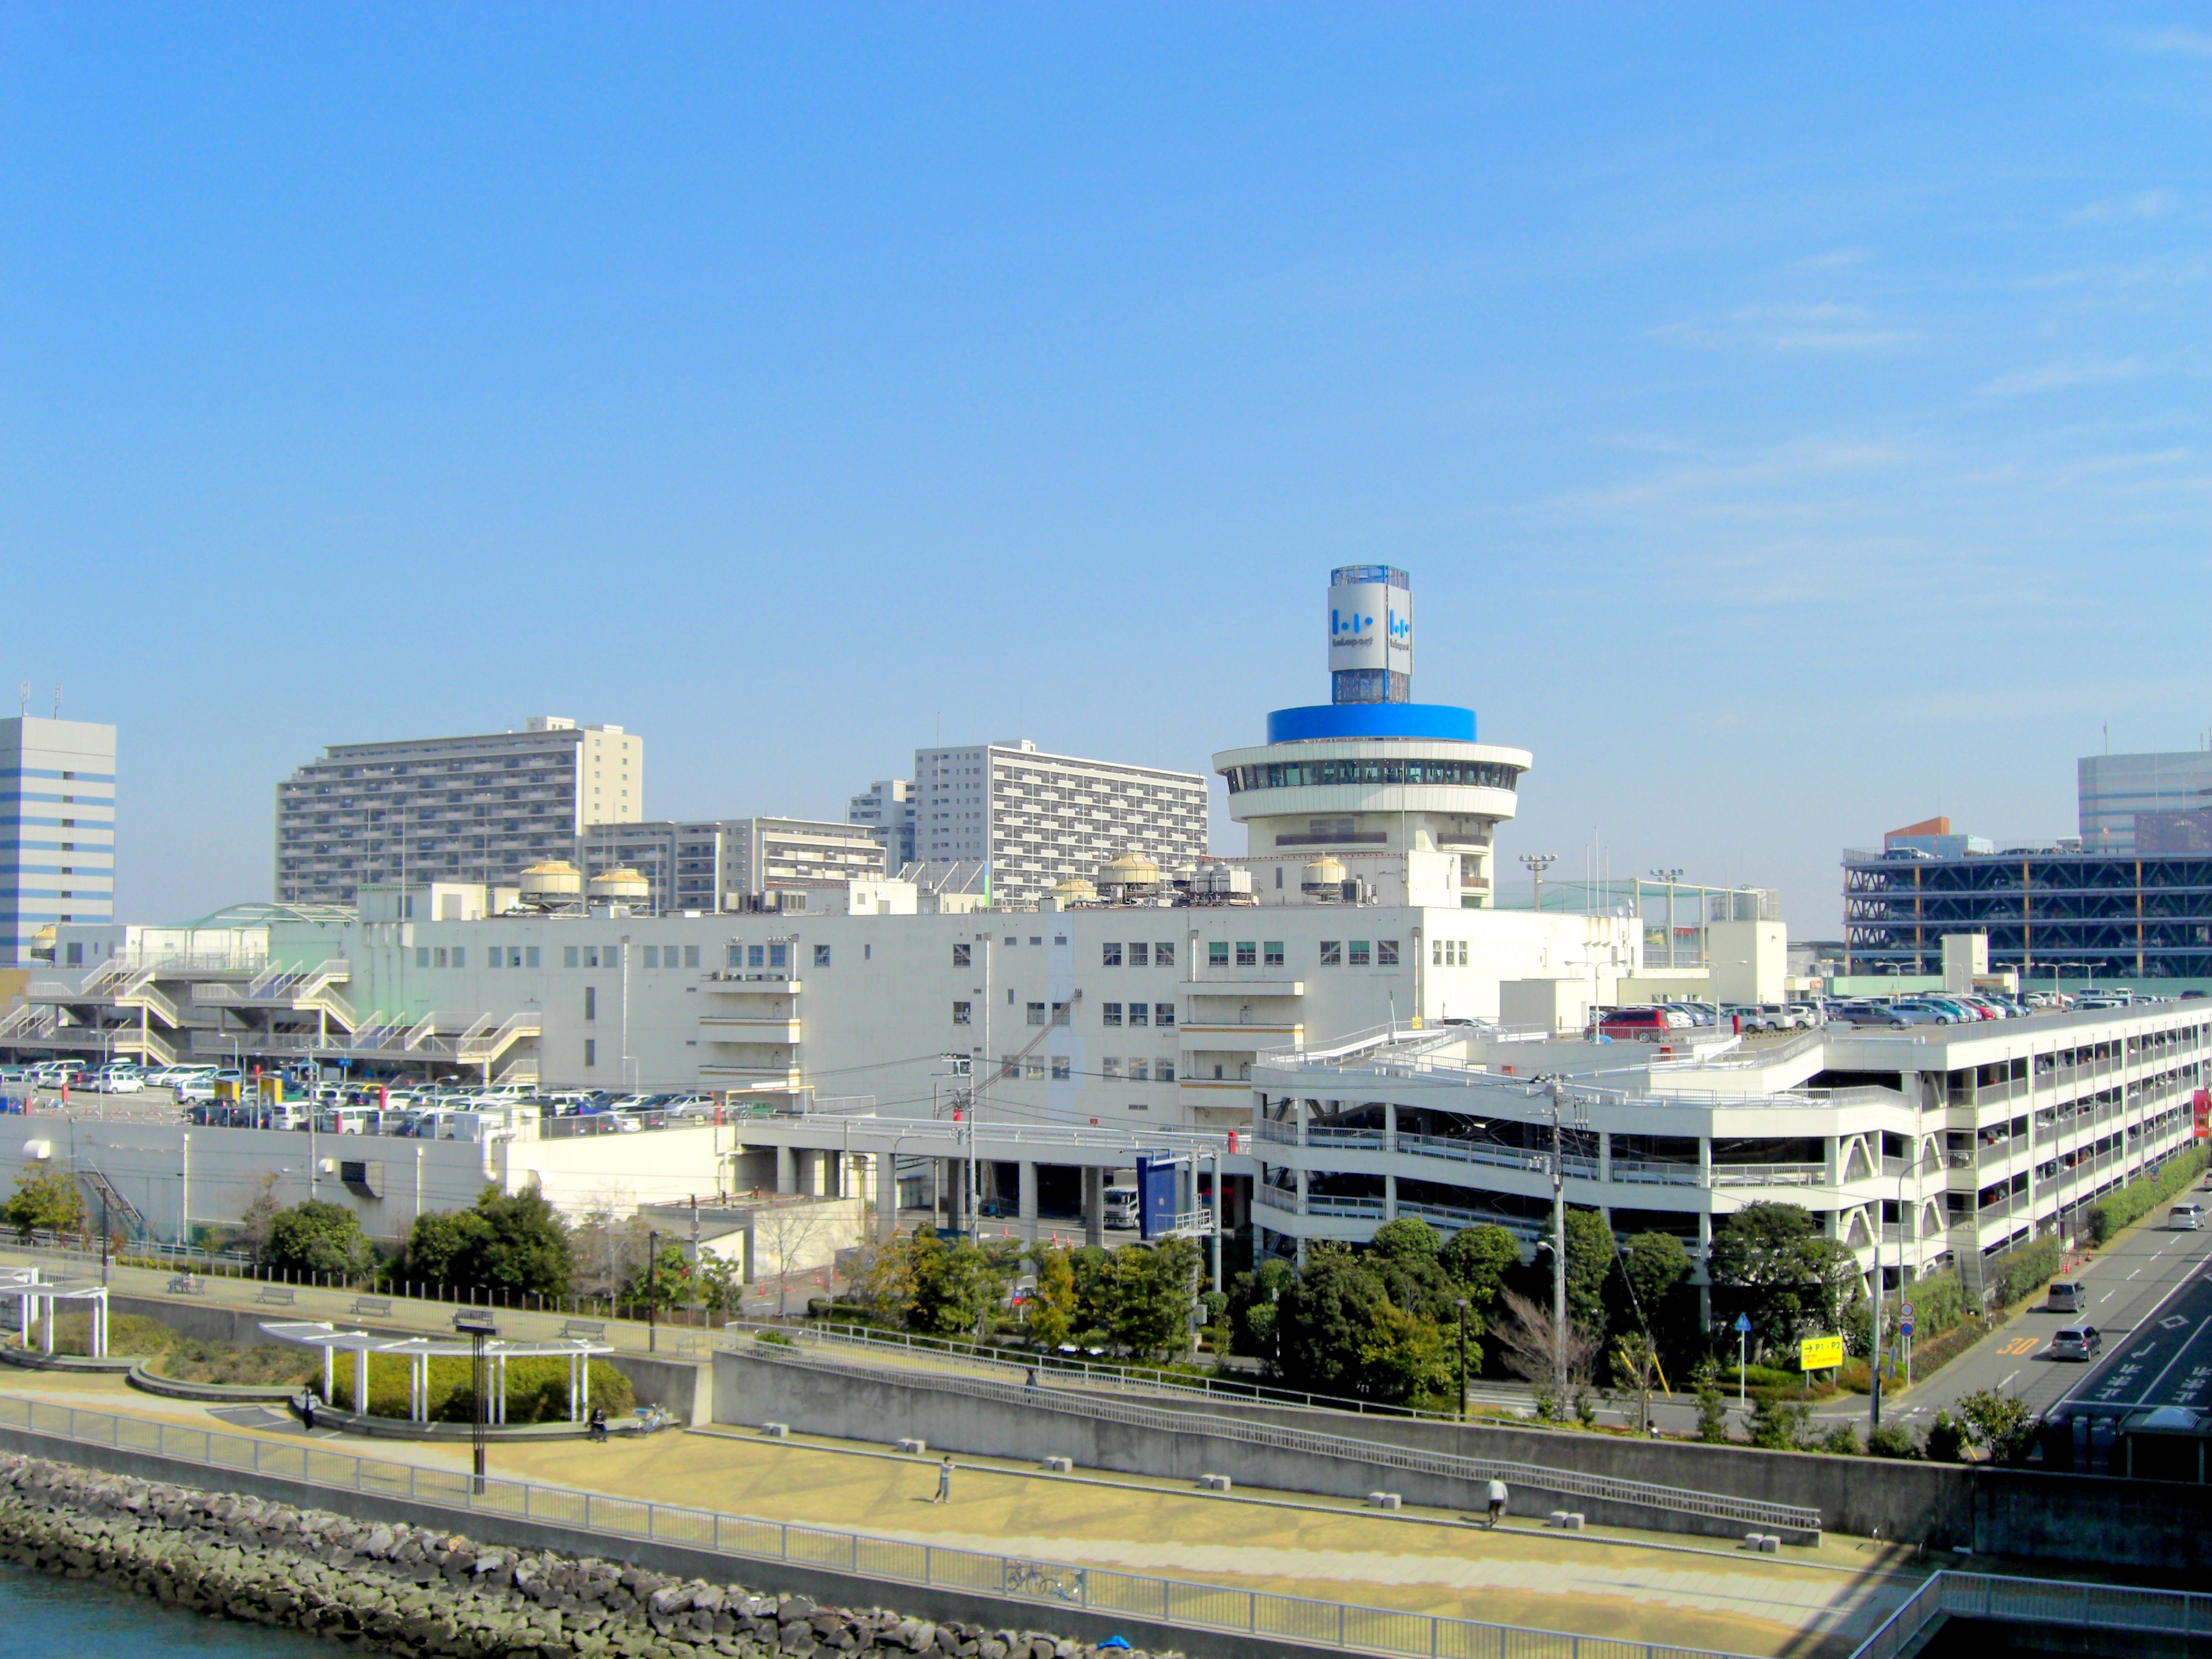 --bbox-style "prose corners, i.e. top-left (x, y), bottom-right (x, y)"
top-left (320, 1355), bottom-right (632, 1424)
top-left (2085, 1147), bottom-right (2210, 1245)
top-left (1986, 1236), bottom-right (2064, 1310)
